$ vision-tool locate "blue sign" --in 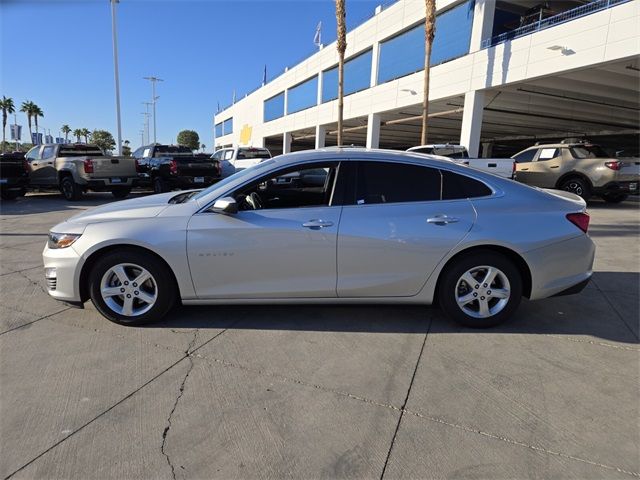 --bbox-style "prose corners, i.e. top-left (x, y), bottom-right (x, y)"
top-left (31, 132), bottom-right (43, 145)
